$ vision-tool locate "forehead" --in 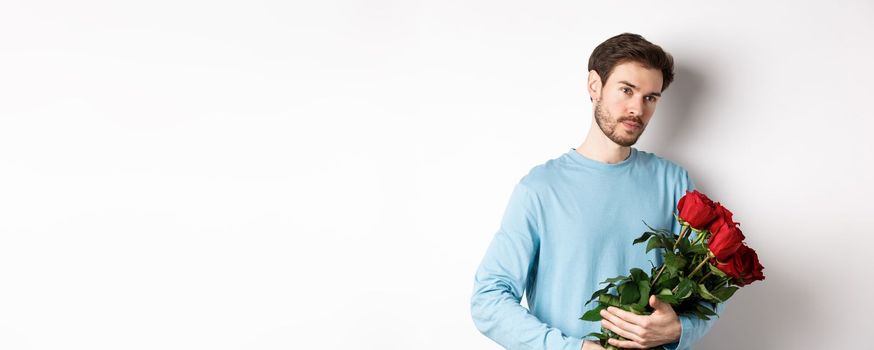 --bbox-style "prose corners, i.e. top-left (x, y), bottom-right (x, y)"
top-left (606, 61), bottom-right (664, 93)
